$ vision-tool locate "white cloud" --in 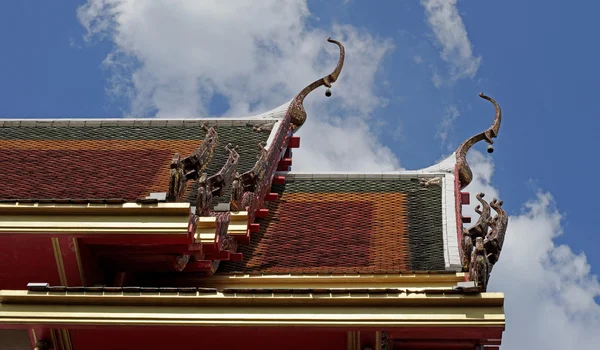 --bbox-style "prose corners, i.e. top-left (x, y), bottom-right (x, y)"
top-left (294, 116), bottom-right (400, 171)
top-left (464, 151), bottom-right (600, 349)
top-left (436, 104), bottom-right (459, 145)
top-left (77, 0), bottom-right (398, 171)
top-left (420, 0), bottom-right (481, 85)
